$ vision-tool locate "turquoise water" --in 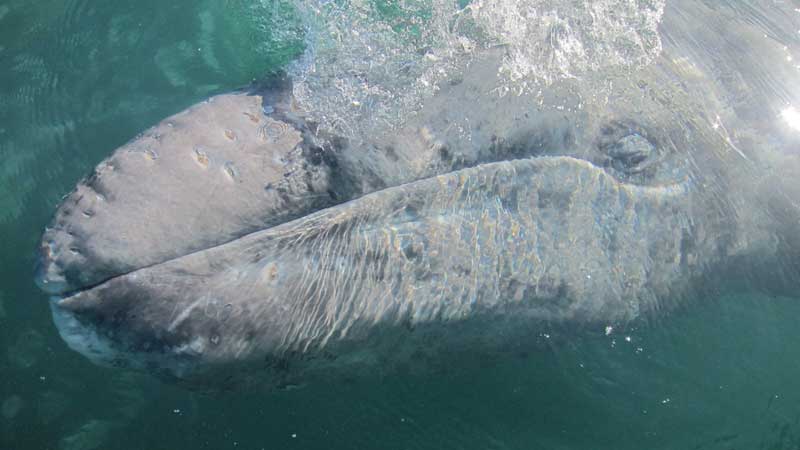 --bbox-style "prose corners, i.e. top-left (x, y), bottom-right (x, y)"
top-left (3, 1), bottom-right (800, 449)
